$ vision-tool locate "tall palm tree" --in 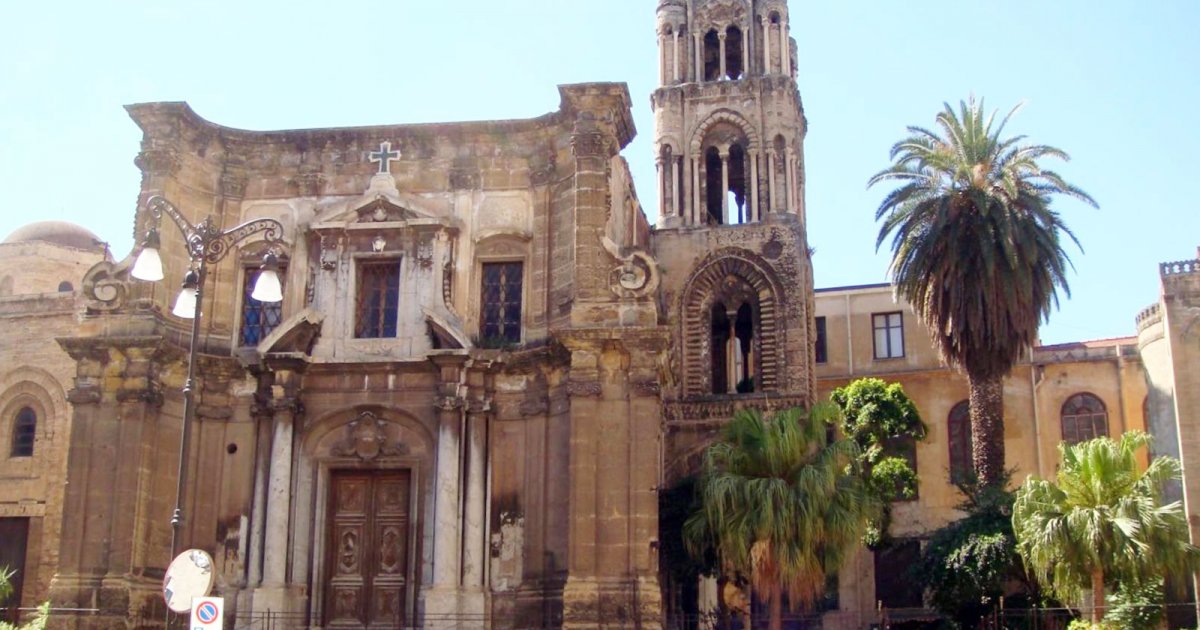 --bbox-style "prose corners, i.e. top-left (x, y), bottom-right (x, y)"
top-left (869, 97), bottom-right (1096, 487)
top-left (1012, 432), bottom-right (1200, 623)
top-left (684, 405), bottom-right (878, 630)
